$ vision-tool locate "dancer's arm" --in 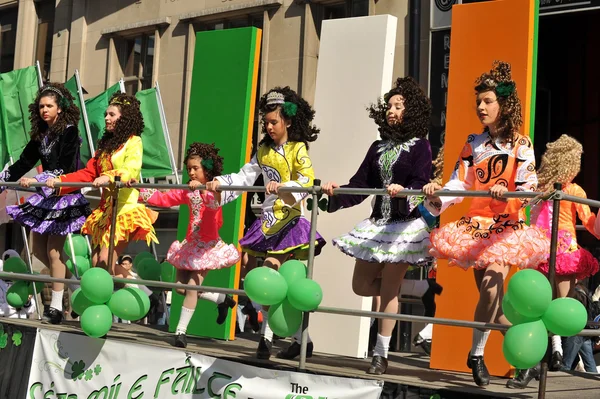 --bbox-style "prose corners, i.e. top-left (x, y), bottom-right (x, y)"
top-left (139, 188), bottom-right (186, 208)
top-left (210, 155), bottom-right (262, 206)
top-left (0, 141), bottom-right (39, 191)
top-left (571, 184), bottom-right (600, 239)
